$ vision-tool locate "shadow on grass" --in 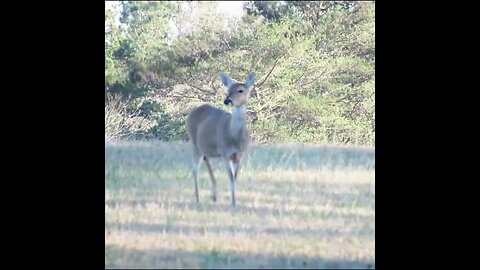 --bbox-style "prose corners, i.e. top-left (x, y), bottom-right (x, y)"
top-left (106, 173), bottom-right (374, 206)
top-left (105, 177), bottom-right (375, 209)
top-left (105, 198), bottom-right (374, 221)
top-left (105, 220), bottom-right (373, 240)
top-left (105, 244), bottom-right (374, 269)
